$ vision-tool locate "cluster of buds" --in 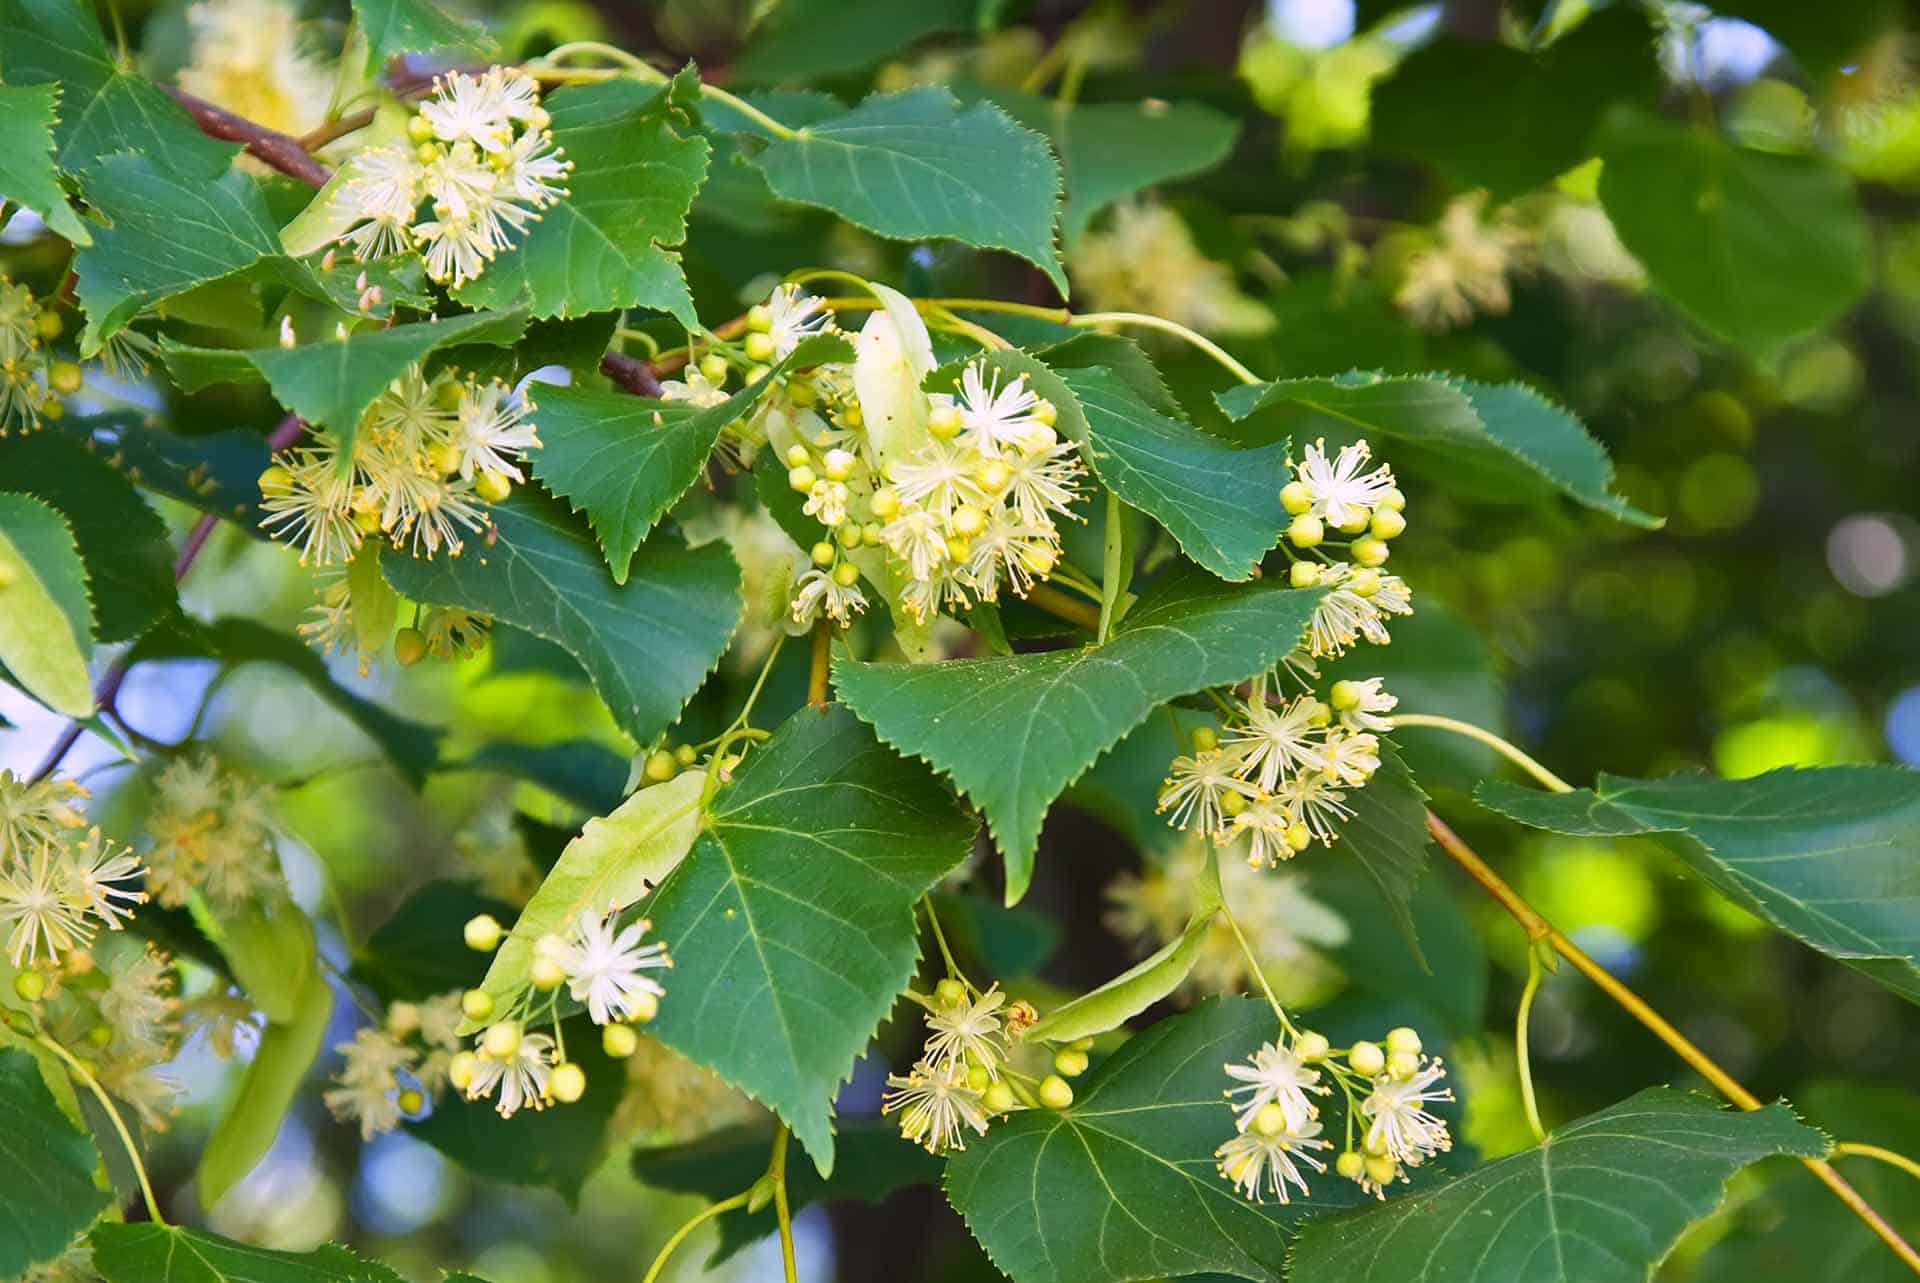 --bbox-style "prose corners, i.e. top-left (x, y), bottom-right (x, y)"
top-left (1280, 438), bottom-right (1413, 660)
